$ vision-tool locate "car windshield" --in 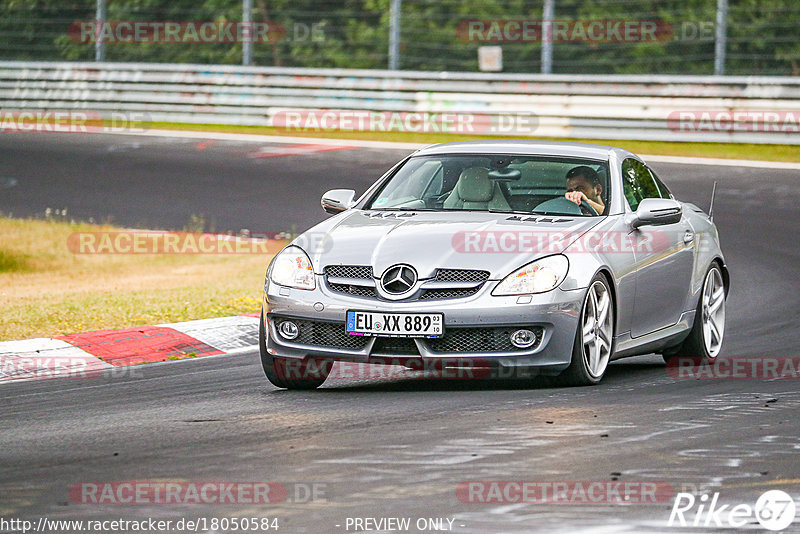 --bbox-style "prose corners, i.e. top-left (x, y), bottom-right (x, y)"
top-left (365, 154), bottom-right (610, 216)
